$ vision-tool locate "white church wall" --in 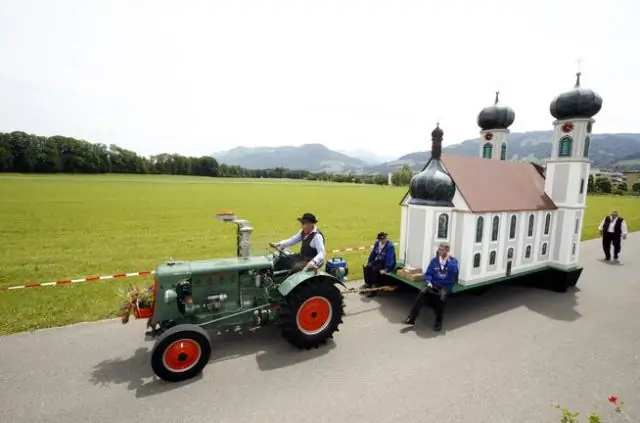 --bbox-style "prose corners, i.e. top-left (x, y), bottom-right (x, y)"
top-left (399, 205), bottom-right (409, 262)
top-left (452, 190), bottom-right (471, 212)
top-left (405, 206), bottom-right (427, 269)
top-left (452, 211), bottom-right (467, 269)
